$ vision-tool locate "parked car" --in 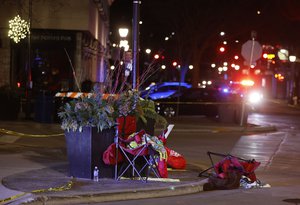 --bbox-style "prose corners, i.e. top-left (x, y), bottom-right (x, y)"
top-left (155, 87), bottom-right (243, 118)
top-left (155, 88), bottom-right (218, 117)
top-left (140, 82), bottom-right (192, 100)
